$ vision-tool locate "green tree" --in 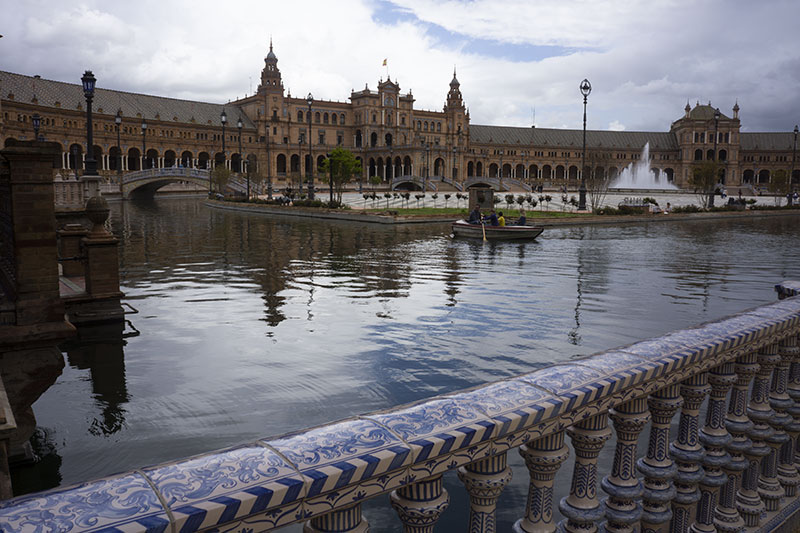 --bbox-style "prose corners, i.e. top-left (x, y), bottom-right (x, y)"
top-left (369, 175), bottom-right (381, 192)
top-left (211, 165), bottom-right (231, 193)
top-left (319, 147), bottom-right (362, 204)
top-left (689, 160), bottom-right (720, 208)
top-left (769, 169), bottom-right (790, 205)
